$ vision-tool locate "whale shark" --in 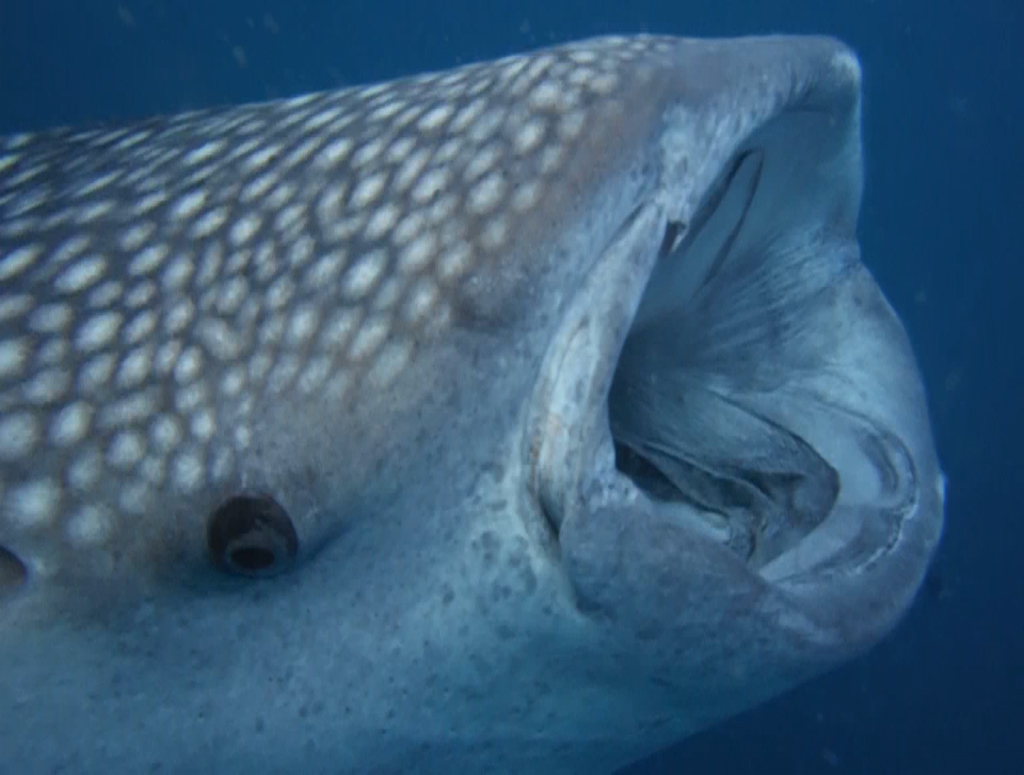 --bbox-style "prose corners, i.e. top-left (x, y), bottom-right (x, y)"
top-left (0, 33), bottom-right (944, 775)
